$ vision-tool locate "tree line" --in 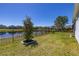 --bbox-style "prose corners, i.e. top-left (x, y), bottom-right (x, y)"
top-left (0, 16), bottom-right (73, 32)
top-left (0, 16), bottom-right (73, 44)
top-left (0, 25), bottom-right (23, 29)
